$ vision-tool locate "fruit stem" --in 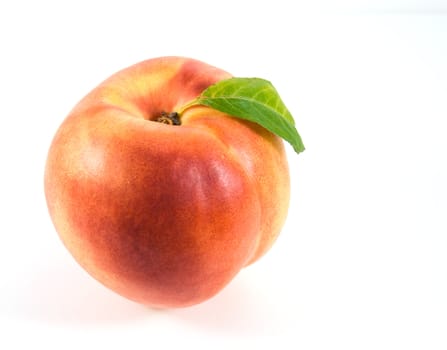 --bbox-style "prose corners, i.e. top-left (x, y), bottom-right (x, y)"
top-left (156, 112), bottom-right (181, 125)
top-left (155, 98), bottom-right (201, 125)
